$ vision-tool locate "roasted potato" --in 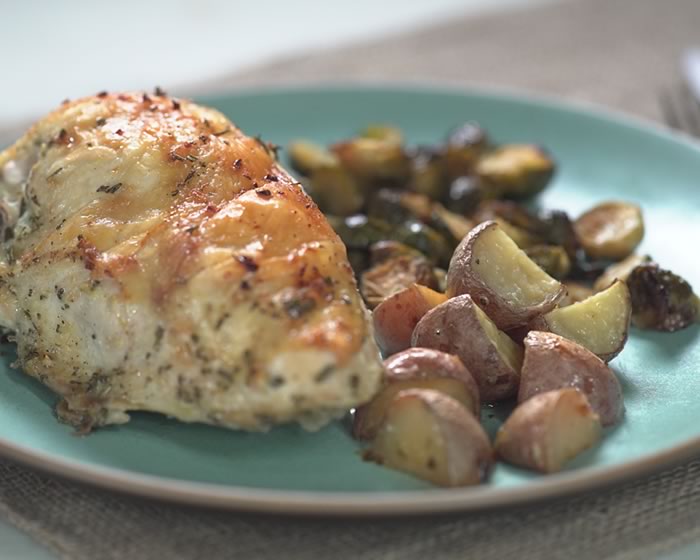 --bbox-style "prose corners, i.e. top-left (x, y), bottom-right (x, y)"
top-left (412, 293), bottom-right (524, 401)
top-left (559, 281), bottom-right (595, 307)
top-left (372, 283), bottom-right (448, 356)
top-left (539, 280), bottom-right (631, 362)
top-left (444, 122), bottom-right (488, 179)
top-left (360, 254), bottom-right (438, 309)
top-left (476, 145), bottom-right (555, 199)
top-left (332, 137), bottom-right (410, 185)
top-left (524, 244), bottom-right (571, 279)
top-left (446, 221), bottom-right (565, 330)
top-left (353, 348), bottom-right (480, 440)
top-left (574, 201), bottom-right (644, 260)
top-left (593, 254), bottom-right (652, 292)
top-left (495, 388), bottom-right (602, 473)
top-left (518, 331), bottom-right (624, 426)
top-left (288, 140), bottom-right (339, 176)
top-left (364, 389), bottom-right (493, 487)
top-left (627, 263), bottom-right (700, 332)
